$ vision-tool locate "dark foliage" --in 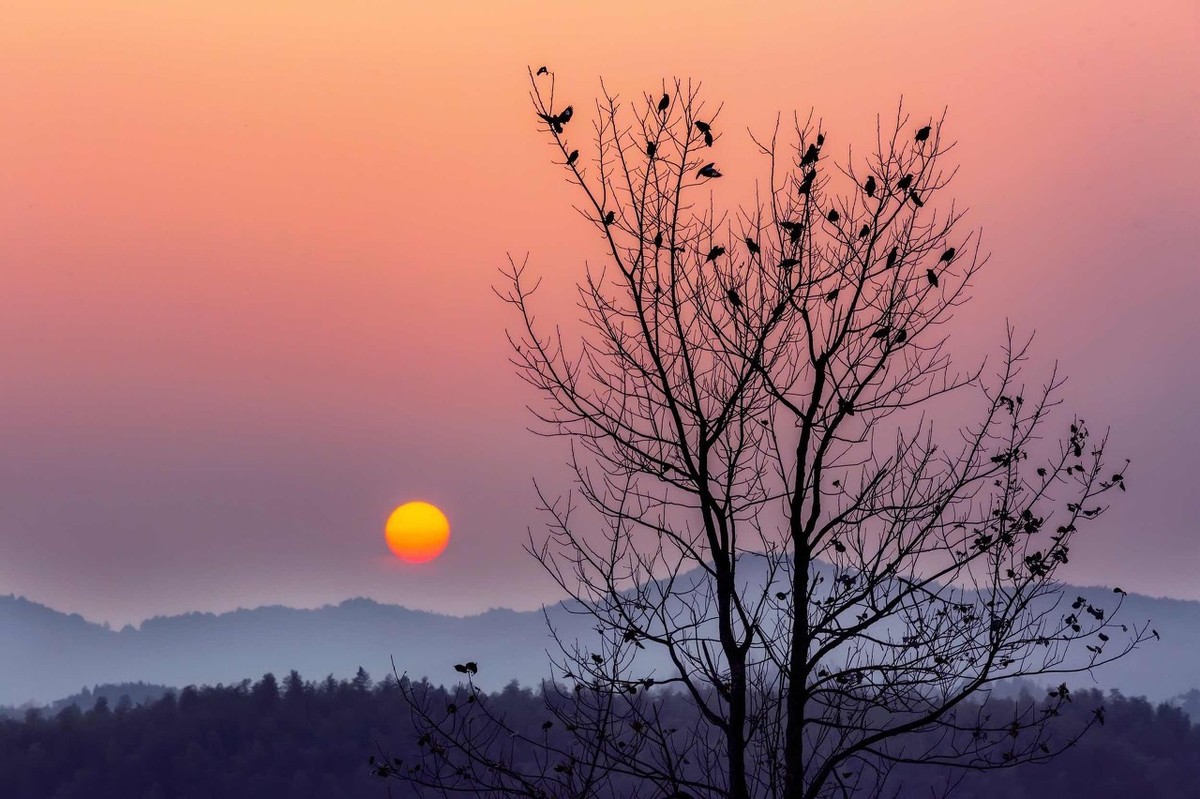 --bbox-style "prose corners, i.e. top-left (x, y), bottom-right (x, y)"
top-left (1, 670), bottom-right (1199, 798)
